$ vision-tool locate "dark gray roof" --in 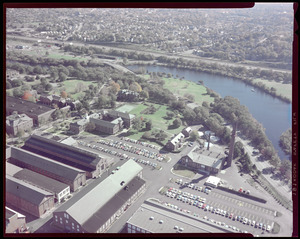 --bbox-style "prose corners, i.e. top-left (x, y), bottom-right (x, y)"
top-left (13, 169), bottom-right (69, 195)
top-left (25, 134), bottom-right (101, 168)
top-left (6, 96), bottom-right (54, 116)
top-left (186, 146), bottom-right (223, 169)
top-left (6, 175), bottom-right (53, 206)
top-left (82, 176), bottom-right (145, 232)
top-left (6, 162), bottom-right (23, 176)
top-left (90, 117), bottom-right (119, 129)
top-left (9, 146), bottom-right (85, 182)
